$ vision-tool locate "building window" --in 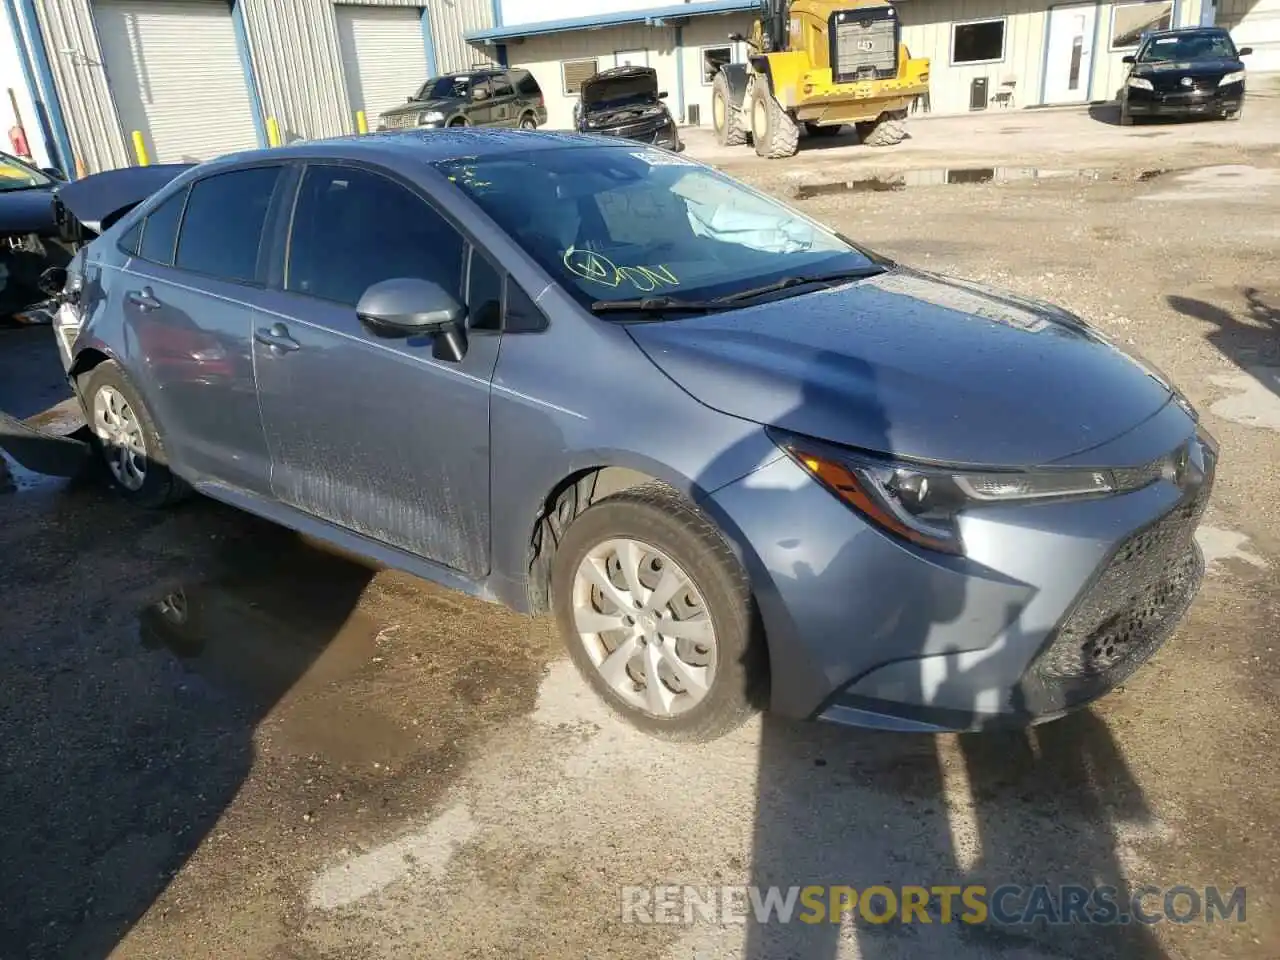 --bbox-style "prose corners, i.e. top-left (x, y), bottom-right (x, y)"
top-left (951, 18), bottom-right (1006, 65)
top-left (1110, 1), bottom-right (1174, 49)
top-left (562, 58), bottom-right (598, 96)
top-left (701, 45), bottom-right (732, 85)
